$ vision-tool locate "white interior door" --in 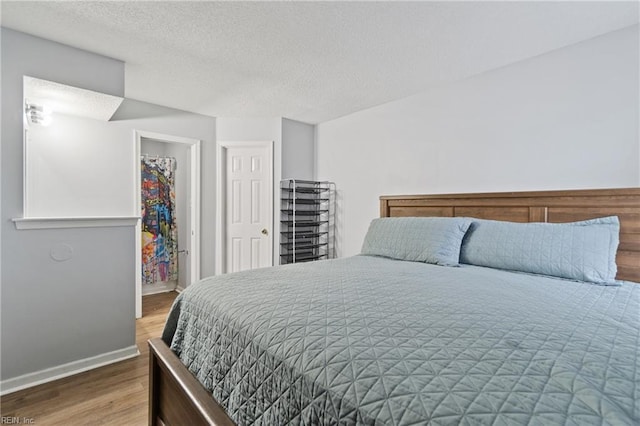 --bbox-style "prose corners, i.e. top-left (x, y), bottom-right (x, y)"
top-left (225, 144), bottom-right (273, 273)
